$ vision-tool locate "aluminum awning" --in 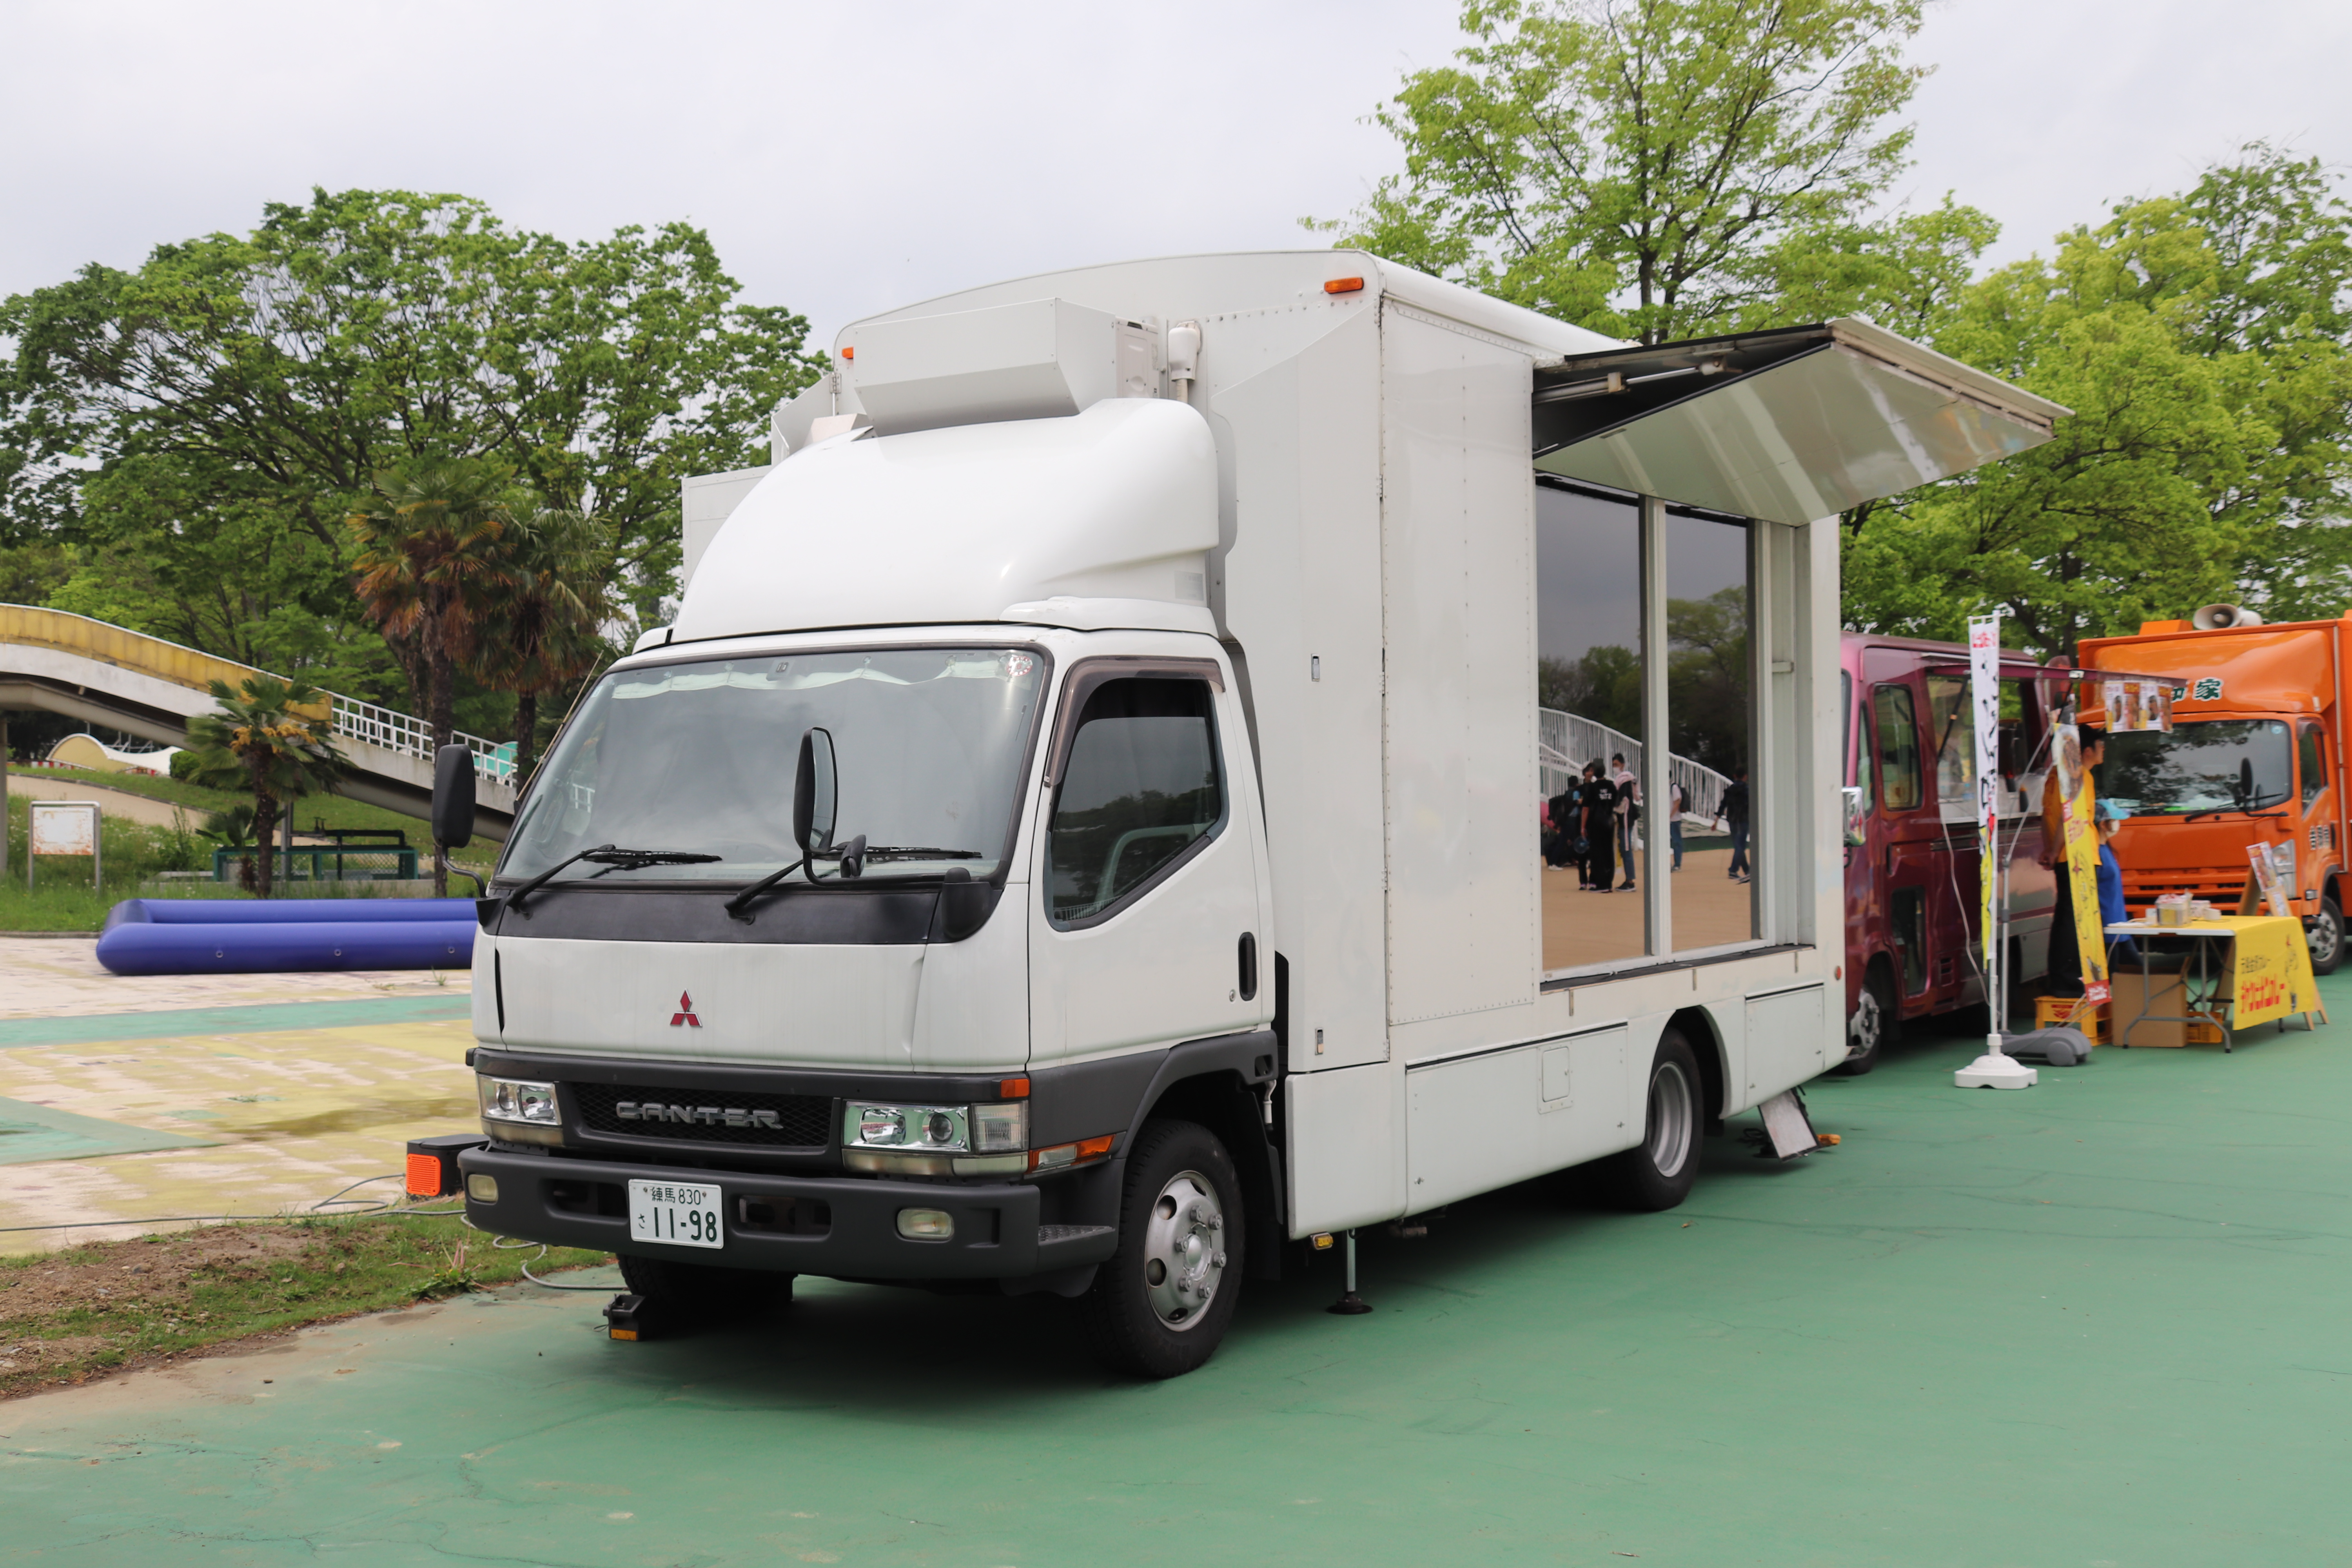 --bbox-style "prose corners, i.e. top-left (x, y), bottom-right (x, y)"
top-left (1530, 318), bottom-right (2069, 525)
